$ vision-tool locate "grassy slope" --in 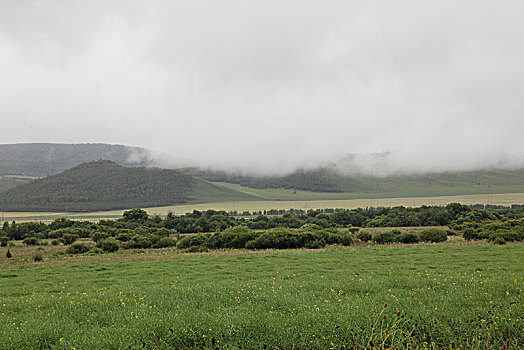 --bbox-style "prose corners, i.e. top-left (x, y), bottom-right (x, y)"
top-left (0, 245), bottom-right (522, 348)
top-left (187, 178), bottom-right (262, 203)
